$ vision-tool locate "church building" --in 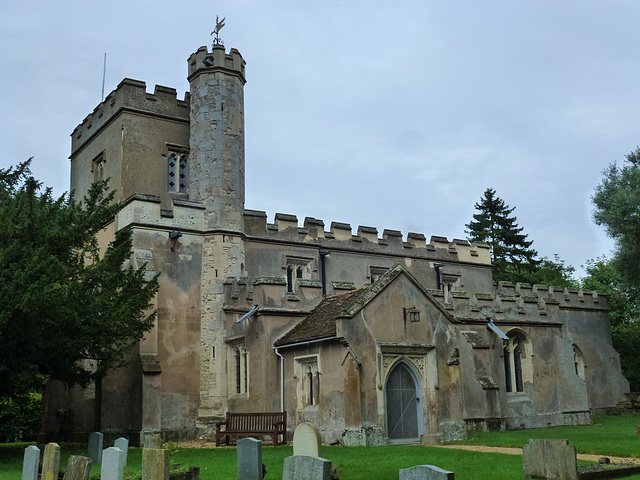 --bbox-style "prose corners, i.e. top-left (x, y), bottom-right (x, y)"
top-left (41, 43), bottom-right (629, 445)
